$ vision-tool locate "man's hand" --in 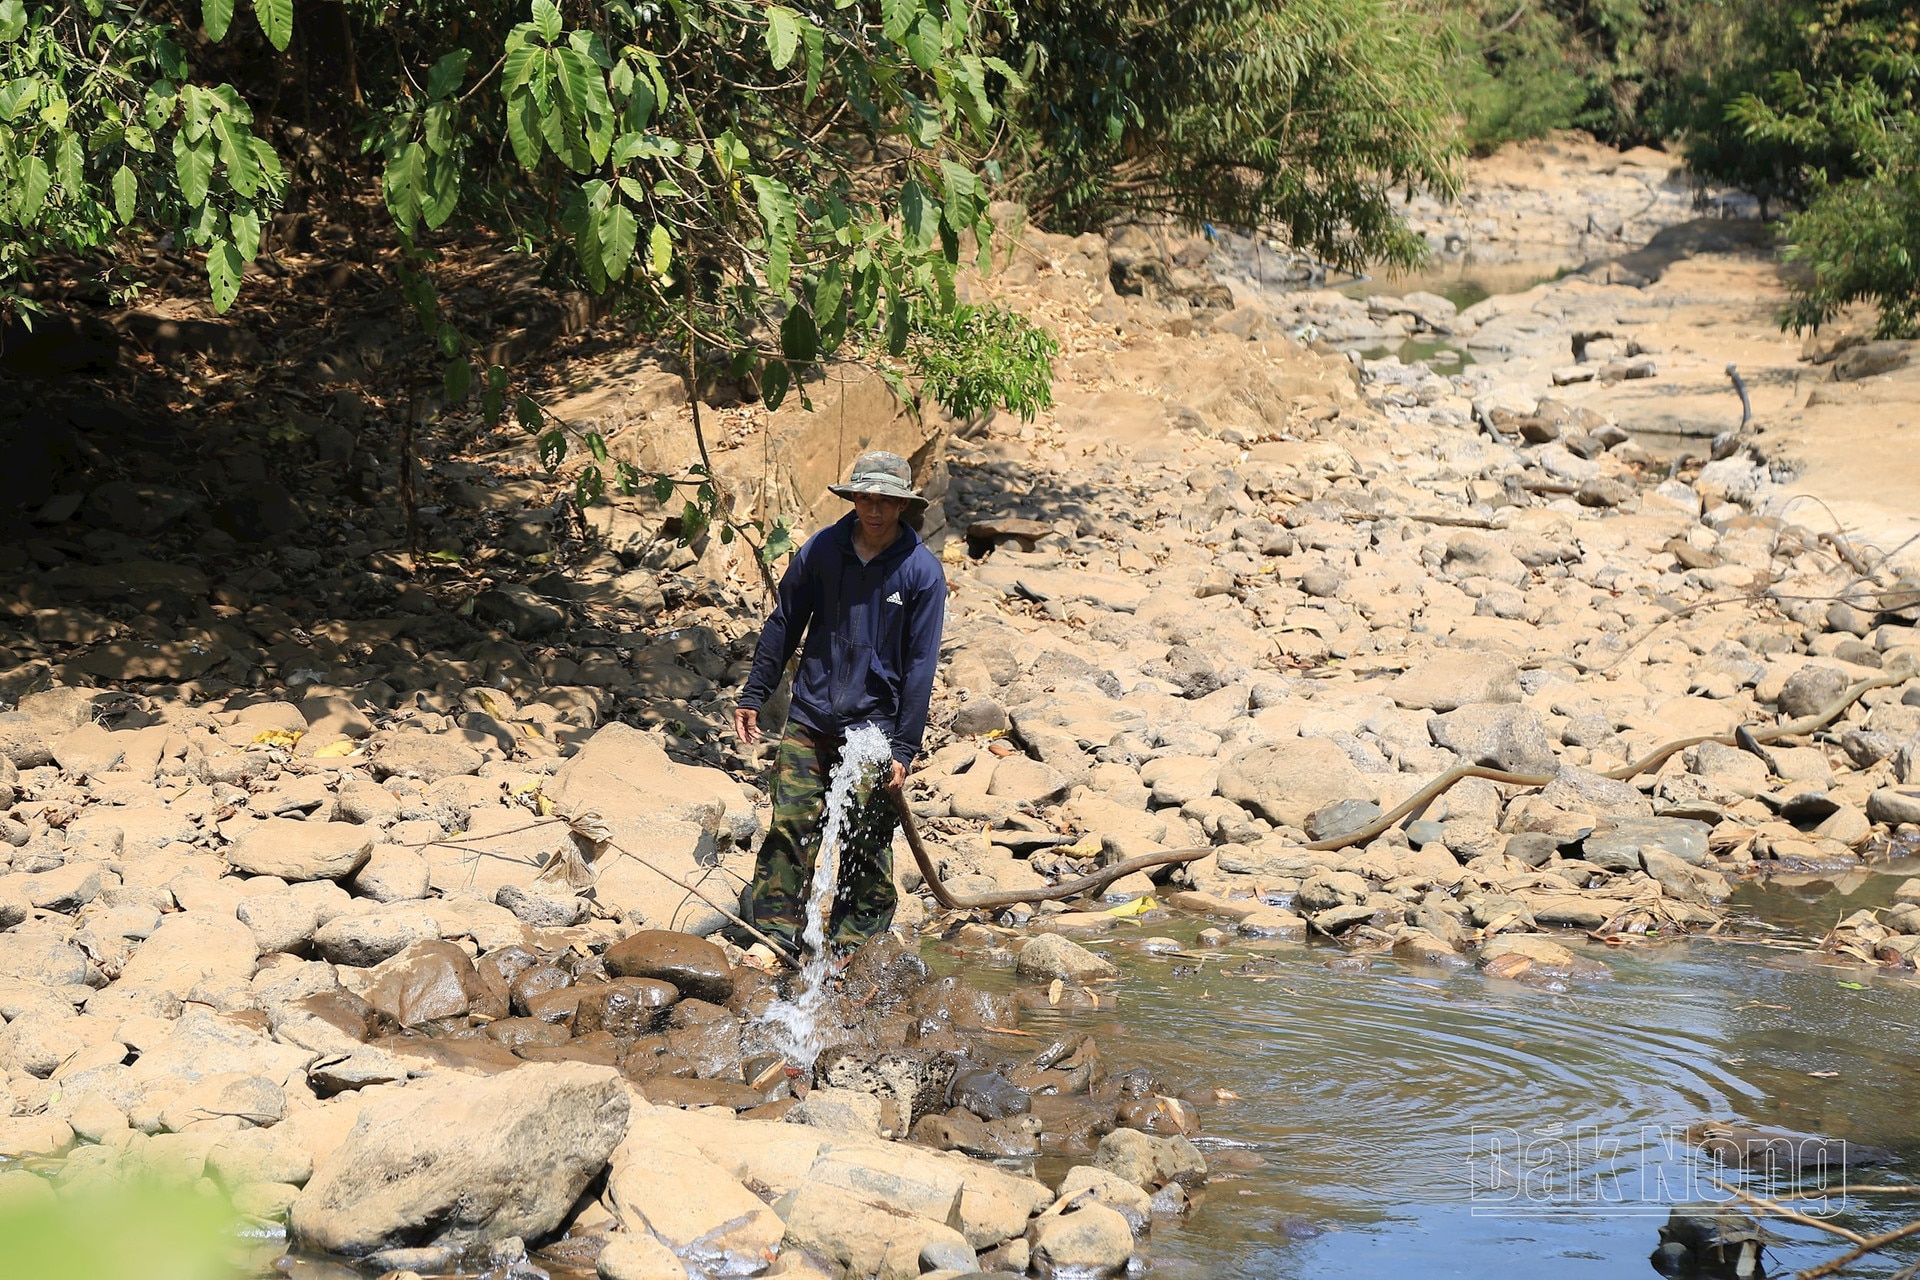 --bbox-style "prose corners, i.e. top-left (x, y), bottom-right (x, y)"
top-left (734, 707), bottom-right (760, 746)
top-left (885, 760), bottom-right (906, 792)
